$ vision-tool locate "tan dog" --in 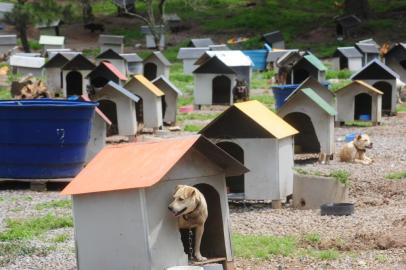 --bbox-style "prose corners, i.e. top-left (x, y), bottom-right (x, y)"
top-left (168, 185), bottom-right (208, 261)
top-left (339, 134), bottom-right (373, 164)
